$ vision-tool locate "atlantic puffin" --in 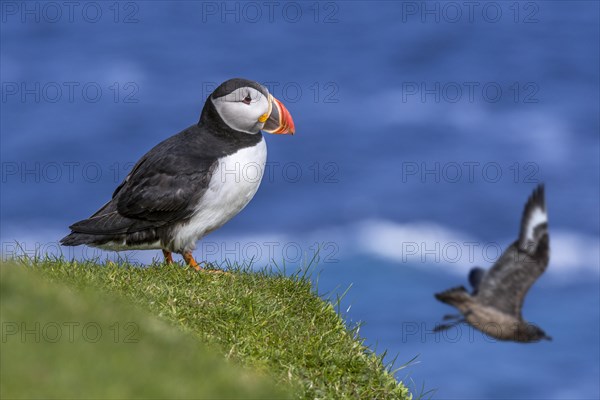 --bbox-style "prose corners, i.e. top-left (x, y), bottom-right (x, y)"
top-left (61, 78), bottom-right (295, 270)
top-left (434, 184), bottom-right (552, 342)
